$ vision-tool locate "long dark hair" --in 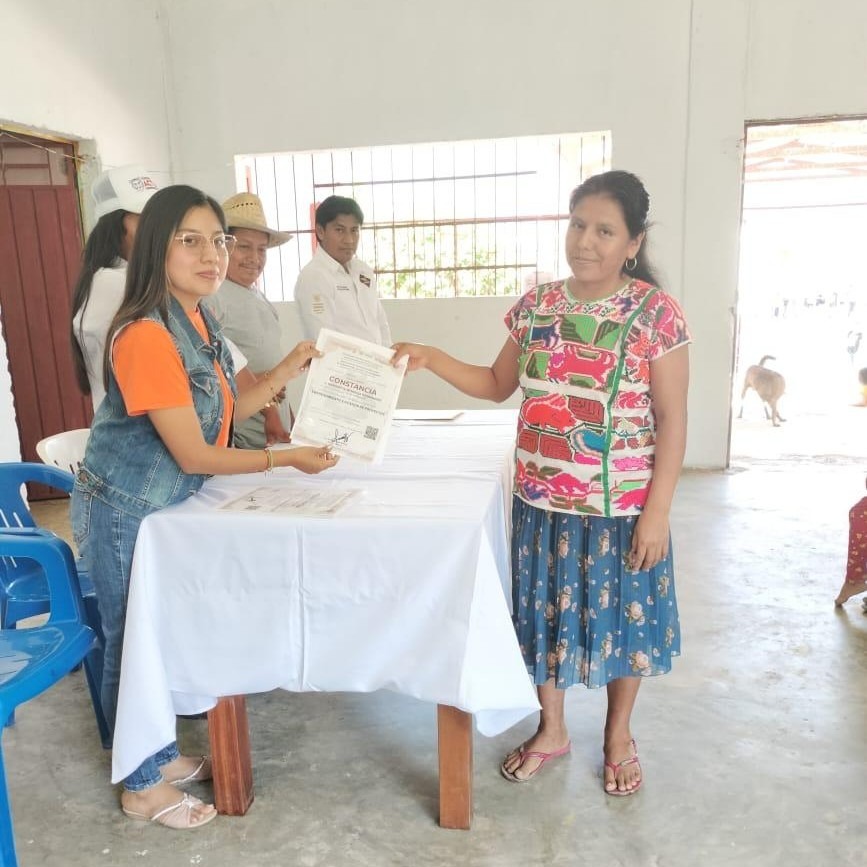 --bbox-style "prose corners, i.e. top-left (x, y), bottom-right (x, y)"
top-left (70, 210), bottom-right (128, 394)
top-left (101, 185), bottom-right (226, 394)
top-left (568, 170), bottom-right (660, 286)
